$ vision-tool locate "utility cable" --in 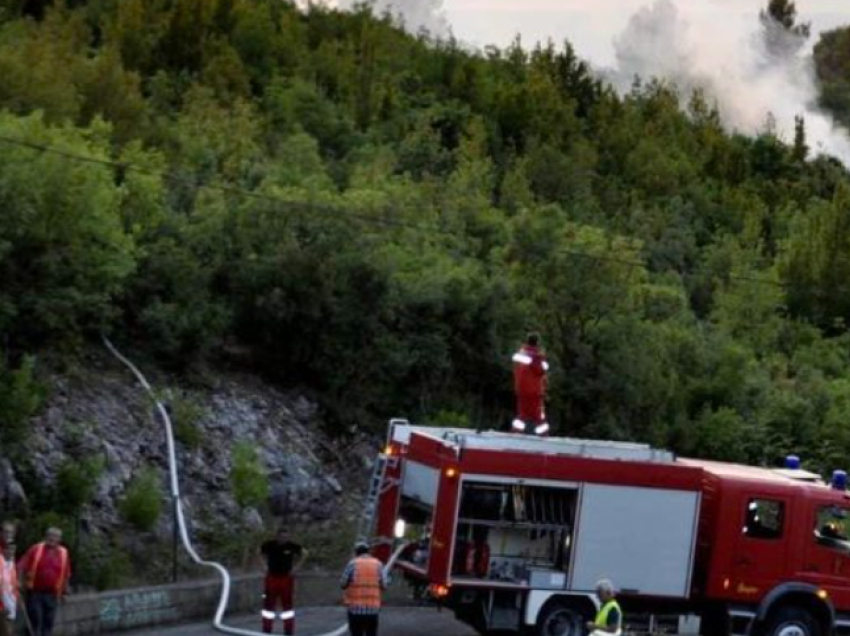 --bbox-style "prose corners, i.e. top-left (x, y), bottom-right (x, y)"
top-left (103, 335), bottom-right (411, 636)
top-left (0, 134), bottom-right (445, 237)
top-left (0, 133), bottom-right (796, 292)
top-left (11, 132), bottom-right (850, 315)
